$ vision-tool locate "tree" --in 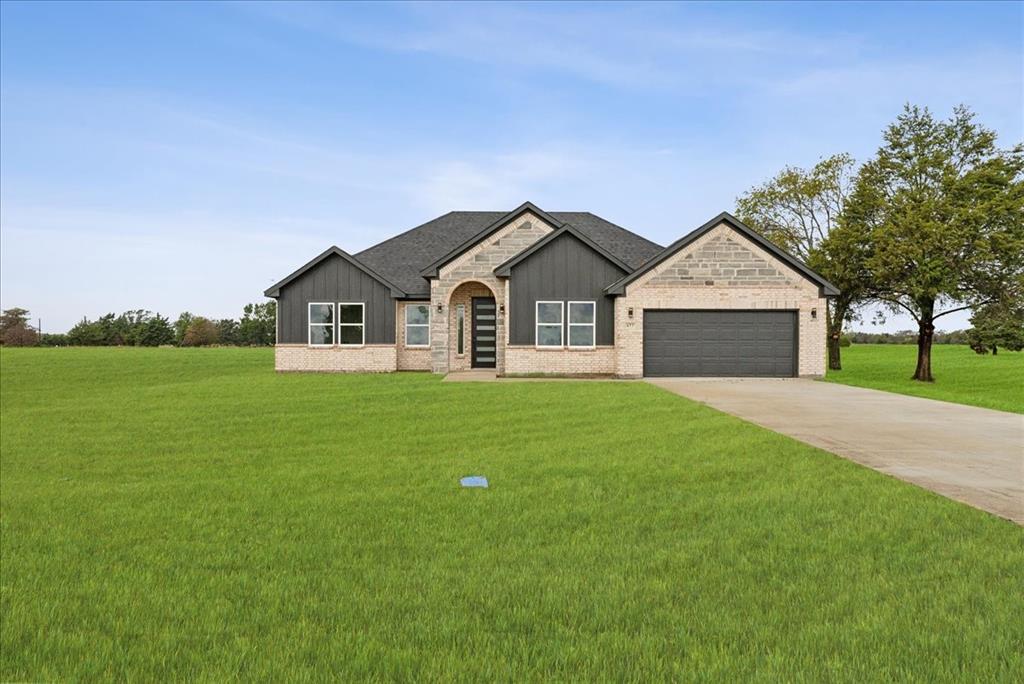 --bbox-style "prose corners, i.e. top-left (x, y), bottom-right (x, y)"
top-left (967, 300), bottom-right (1024, 354)
top-left (737, 153), bottom-right (870, 370)
top-left (215, 318), bottom-right (240, 345)
top-left (66, 317), bottom-right (107, 346)
top-left (0, 307), bottom-right (39, 346)
top-left (137, 314), bottom-right (175, 346)
top-left (174, 312), bottom-right (195, 346)
top-left (844, 104), bottom-right (1024, 381)
top-left (238, 301), bottom-right (276, 346)
top-left (181, 317), bottom-right (220, 346)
